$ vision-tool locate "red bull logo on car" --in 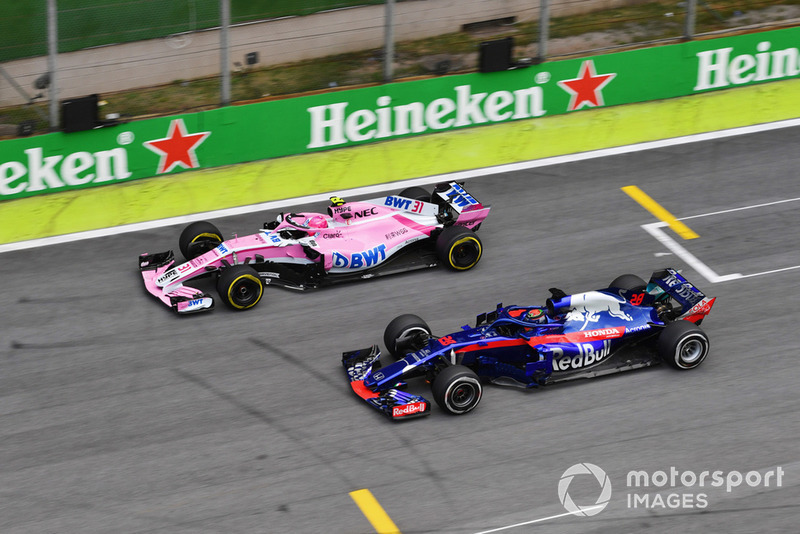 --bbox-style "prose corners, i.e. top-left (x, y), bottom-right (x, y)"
top-left (553, 340), bottom-right (612, 371)
top-left (392, 402), bottom-right (427, 417)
